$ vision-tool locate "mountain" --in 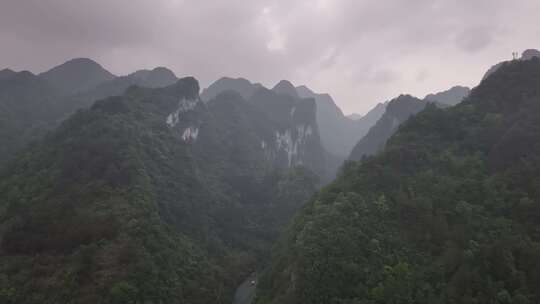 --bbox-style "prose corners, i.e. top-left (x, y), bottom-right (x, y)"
top-left (483, 48), bottom-right (540, 80)
top-left (295, 85), bottom-right (388, 159)
top-left (199, 78), bottom-right (386, 159)
top-left (424, 85), bottom-right (470, 106)
top-left (200, 77), bottom-right (263, 101)
top-left (521, 48), bottom-right (540, 60)
top-left (295, 85), bottom-right (355, 157)
top-left (60, 67), bottom-right (179, 113)
top-left (128, 67), bottom-right (178, 88)
top-left (346, 113), bottom-right (363, 120)
top-left (350, 101), bottom-right (387, 134)
top-left (0, 68), bottom-right (17, 80)
top-left (349, 95), bottom-right (426, 160)
top-left (246, 87), bottom-right (328, 179)
top-left (0, 76), bottom-right (324, 303)
top-left (0, 70), bottom-right (61, 168)
top-left (39, 58), bottom-right (115, 95)
top-left (97, 67), bottom-right (178, 95)
top-left (256, 58), bottom-right (540, 304)
top-left (0, 62), bottom-right (180, 169)
top-left (272, 80), bottom-right (299, 99)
